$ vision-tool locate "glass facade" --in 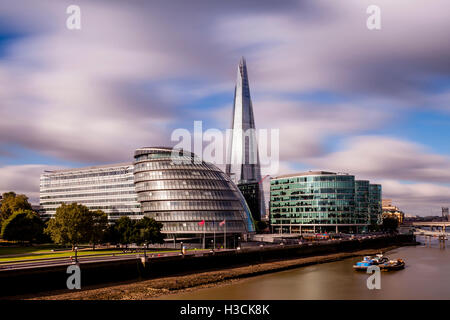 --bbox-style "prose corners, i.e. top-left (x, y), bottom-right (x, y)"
top-left (355, 180), bottom-right (370, 227)
top-left (369, 184), bottom-right (382, 225)
top-left (270, 171), bottom-right (381, 233)
top-left (225, 57), bottom-right (266, 220)
top-left (134, 147), bottom-right (255, 238)
top-left (39, 163), bottom-right (141, 220)
top-left (238, 182), bottom-right (261, 222)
